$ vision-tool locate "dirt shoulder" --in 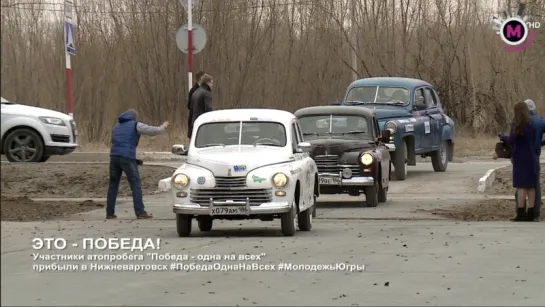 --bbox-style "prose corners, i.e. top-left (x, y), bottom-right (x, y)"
top-left (0, 196), bottom-right (105, 222)
top-left (420, 199), bottom-right (544, 222)
top-left (1, 163), bottom-right (174, 198)
top-left (488, 163), bottom-right (545, 195)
